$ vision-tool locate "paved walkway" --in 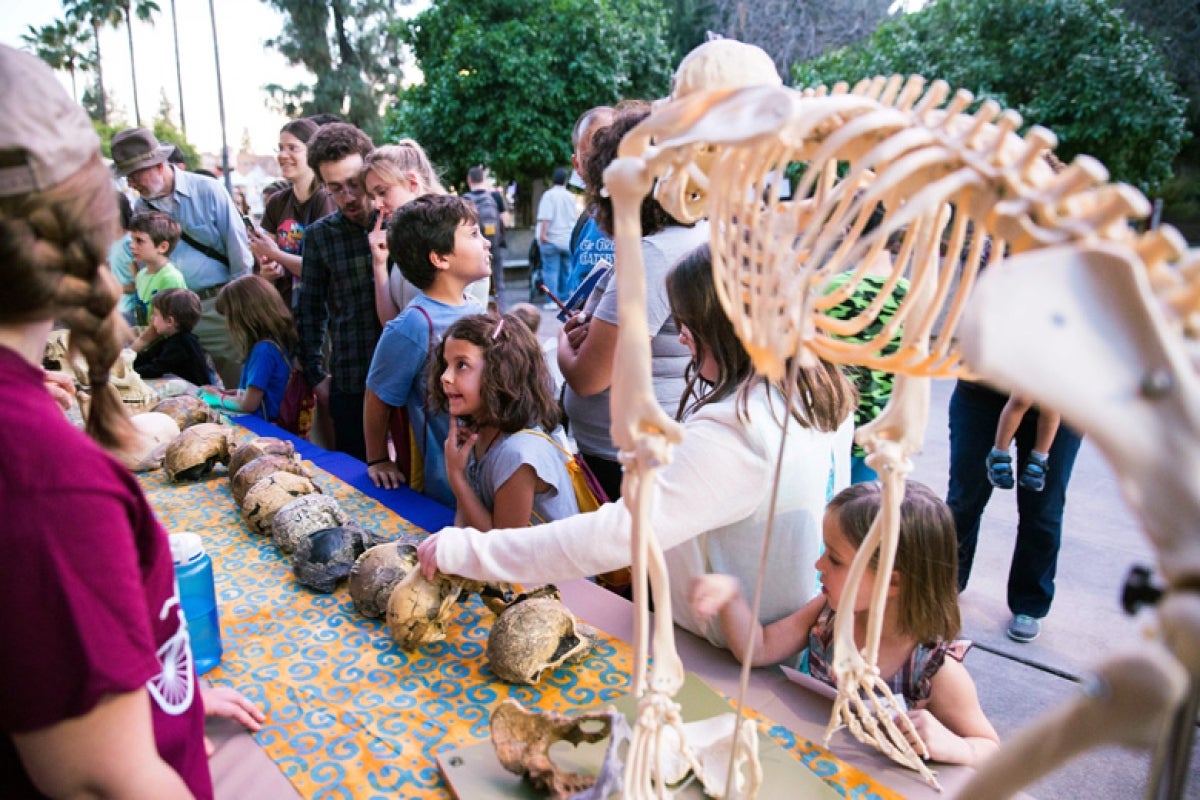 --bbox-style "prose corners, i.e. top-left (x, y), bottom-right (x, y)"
top-left (498, 264), bottom-right (1200, 799)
